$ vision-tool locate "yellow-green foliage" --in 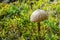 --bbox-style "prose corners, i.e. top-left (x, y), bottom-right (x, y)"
top-left (0, 0), bottom-right (60, 40)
